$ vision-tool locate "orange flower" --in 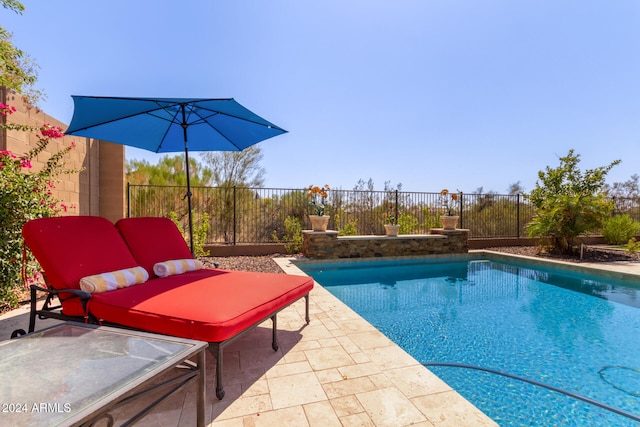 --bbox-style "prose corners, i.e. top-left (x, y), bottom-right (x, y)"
top-left (307, 184), bottom-right (331, 215)
top-left (440, 189), bottom-right (460, 215)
